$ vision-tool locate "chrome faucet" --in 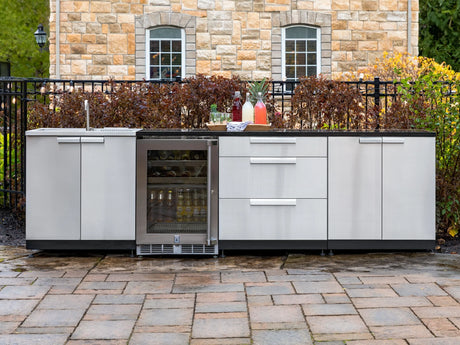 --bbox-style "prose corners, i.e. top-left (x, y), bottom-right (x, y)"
top-left (84, 100), bottom-right (92, 131)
